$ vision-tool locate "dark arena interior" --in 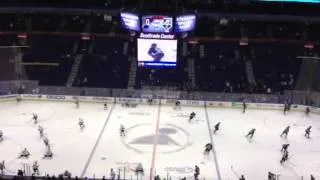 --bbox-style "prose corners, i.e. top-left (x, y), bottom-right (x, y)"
top-left (0, 0), bottom-right (320, 180)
